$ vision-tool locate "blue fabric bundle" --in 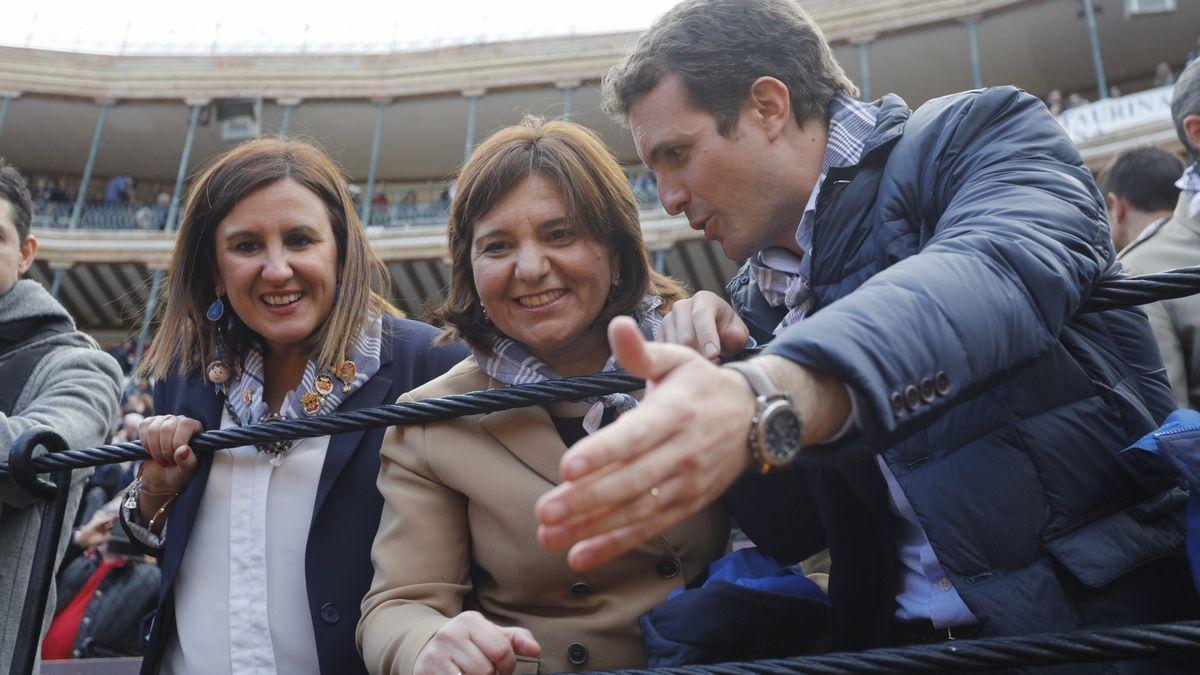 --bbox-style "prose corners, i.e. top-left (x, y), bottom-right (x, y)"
top-left (1125, 408), bottom-right (1200, 591)
top-left (639, 548), bottom-right (830, 667)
